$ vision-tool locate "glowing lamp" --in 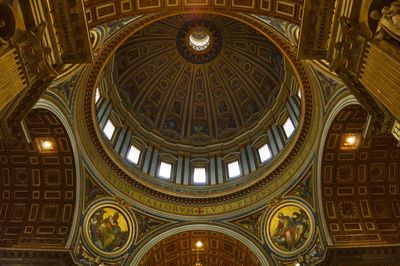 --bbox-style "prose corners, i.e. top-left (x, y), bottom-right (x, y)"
top-left (41, 140), bottom-right (53, 149)
top-left (195, 240), bottom-right (203, 248)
